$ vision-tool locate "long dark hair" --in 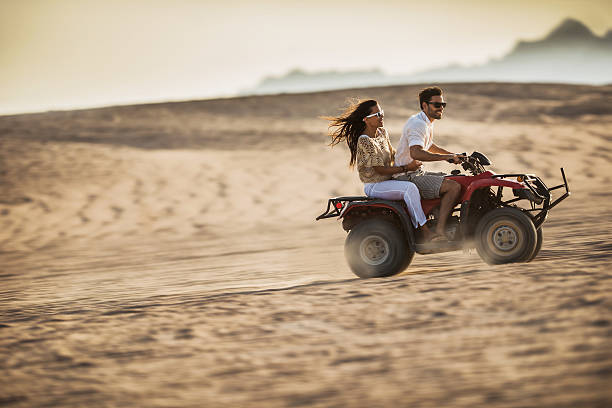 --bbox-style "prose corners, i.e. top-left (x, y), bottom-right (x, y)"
top-left (325, 99), bottom-right (377, 167)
